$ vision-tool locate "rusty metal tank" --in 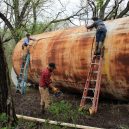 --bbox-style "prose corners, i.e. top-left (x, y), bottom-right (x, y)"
top-left (12, 17), bottom-right (129, 101)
